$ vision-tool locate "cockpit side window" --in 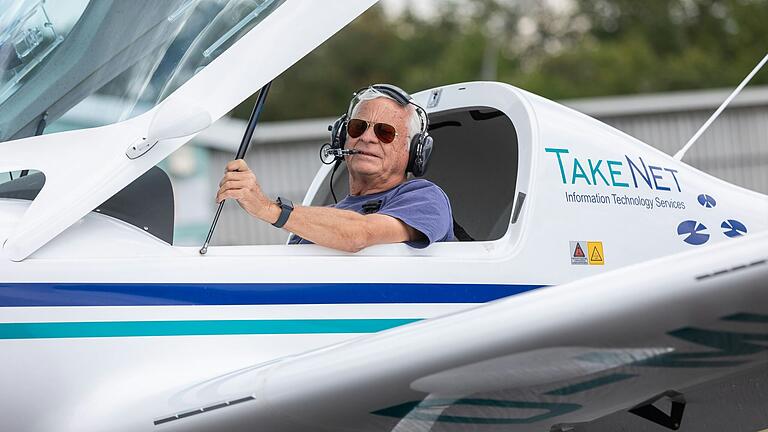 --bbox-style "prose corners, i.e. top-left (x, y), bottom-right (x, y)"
top-left (312, 106), bottom-right (519, 241)
top-left (0, 167), bottom-right (175, 243)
